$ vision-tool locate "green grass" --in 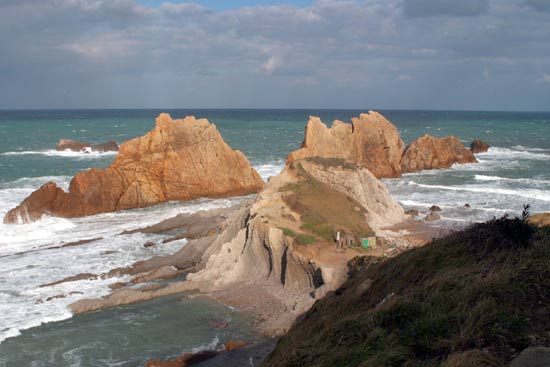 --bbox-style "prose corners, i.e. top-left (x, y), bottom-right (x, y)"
top-left (281, 162), bottom-right (374, 246)
top-left (262, 216), bottom-right (549, 367)
top-left (296, 234), bottom-right (317, 245)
